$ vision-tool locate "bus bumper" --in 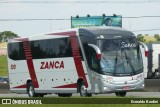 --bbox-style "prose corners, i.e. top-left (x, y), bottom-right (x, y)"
top-left (100, 79), bottom-right (144, 93)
